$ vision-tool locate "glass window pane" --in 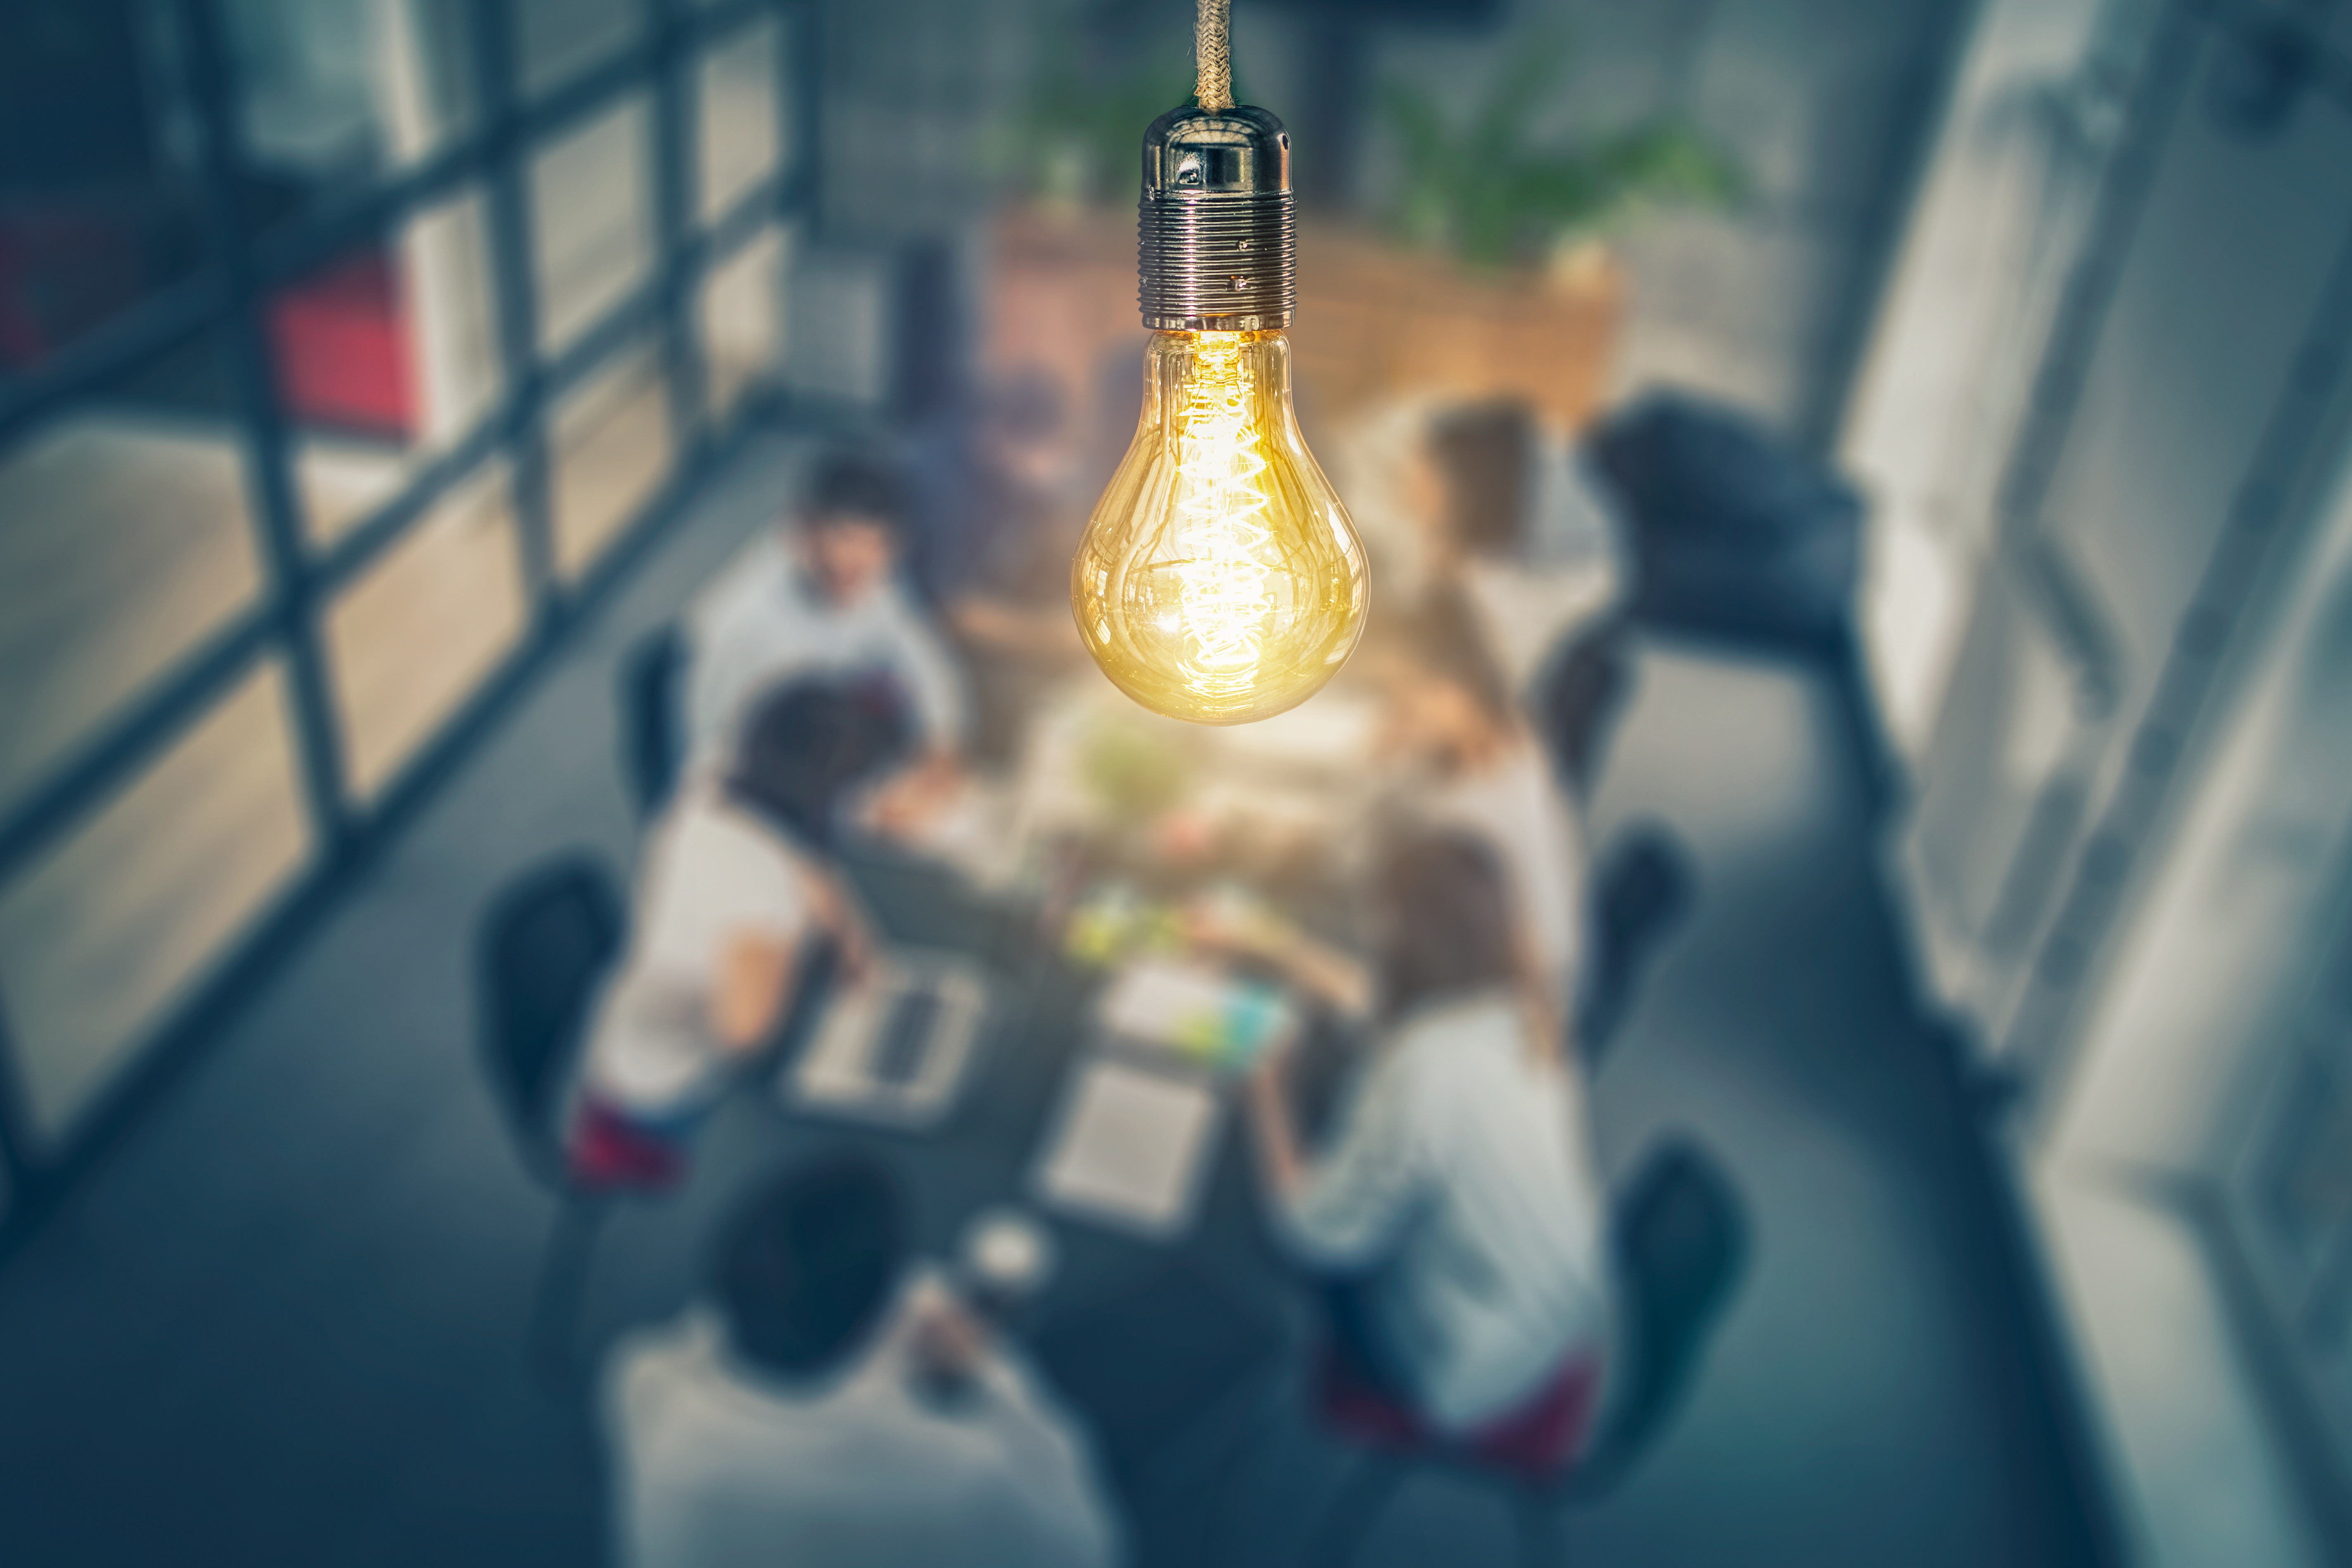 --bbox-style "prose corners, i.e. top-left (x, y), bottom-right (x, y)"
top-left (271, 185), bottom-right (503, 547)
top-left (0, 659), bottom-right (312, 1141)
top-left (223, 0), bottom-right (477, 225)
top-left (530, 95), bottom-right (653, 357)
top-left (0, 334), bottom-right (263, 818)
top-left (698, 223), bottom-right (789, 420)
top-left (696, 18), bottom-right (781, 226)
top-left (551, 338), bottom-right (673, 580)
top-left (2263, 1056), bottom-right (2352, 1267)
top-left (0, 7), bottom-right (206, 382)
top-left (515, 0), bottom-right (645, 102)
top-left (325, 460), bottom-right (525, 798)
